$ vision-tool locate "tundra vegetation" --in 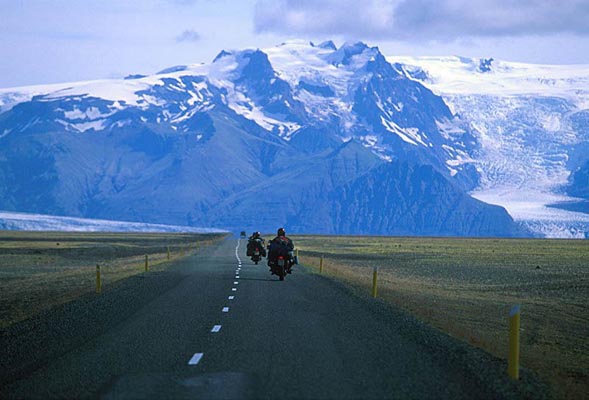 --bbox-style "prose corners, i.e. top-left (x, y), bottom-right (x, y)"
top-left (293, 235), bottom-right (588, 399)
top-left (0, 231), bottom-right (227, 328)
